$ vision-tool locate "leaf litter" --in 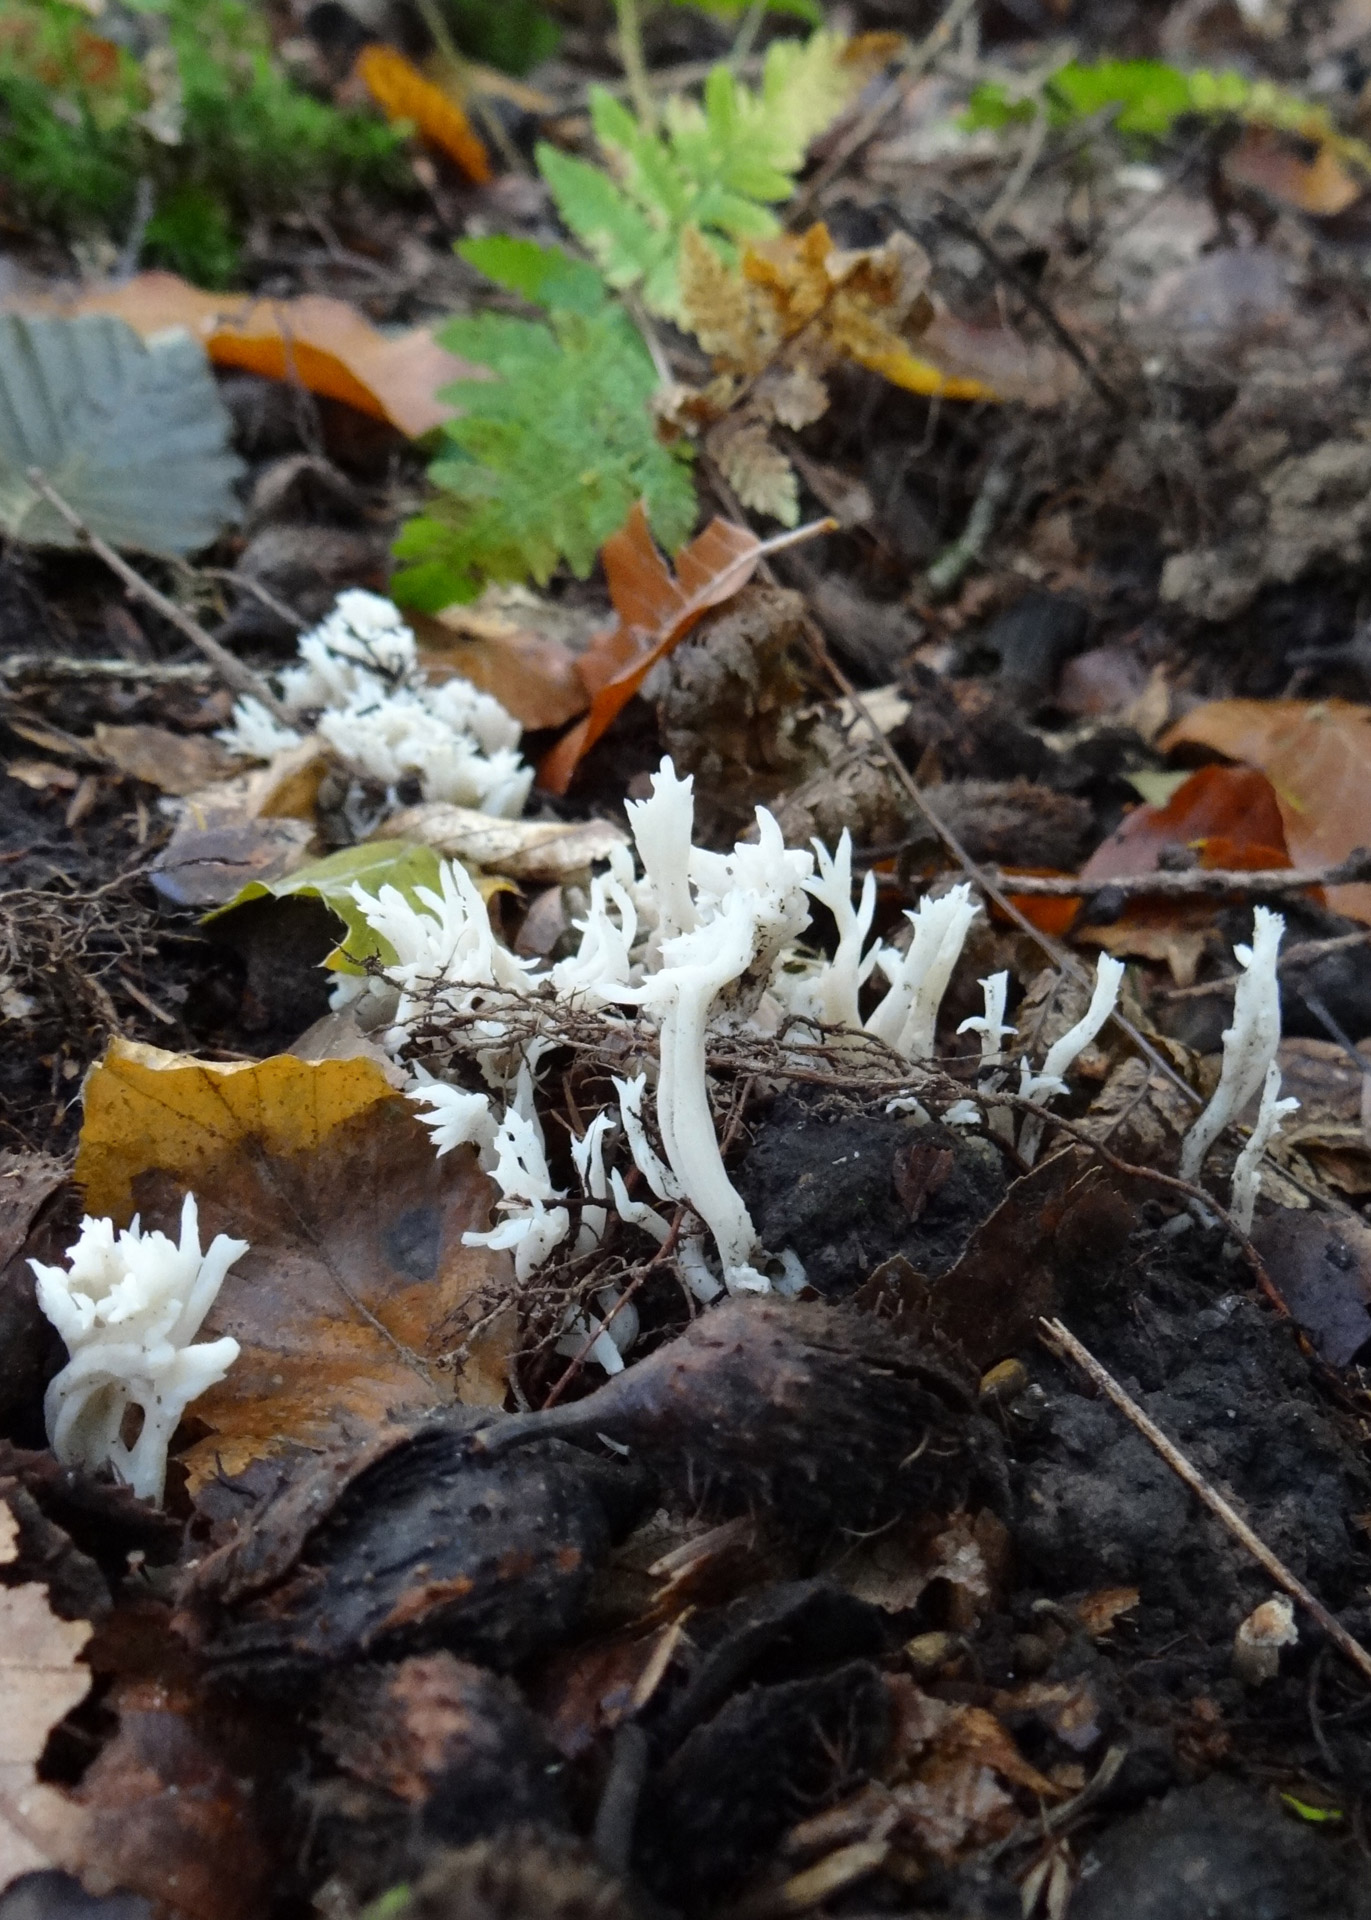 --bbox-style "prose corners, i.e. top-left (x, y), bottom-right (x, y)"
top-left (9, 3), bottom-right (1371, 1917)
